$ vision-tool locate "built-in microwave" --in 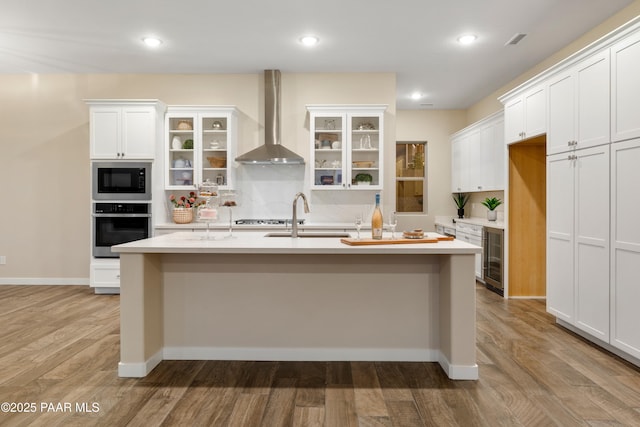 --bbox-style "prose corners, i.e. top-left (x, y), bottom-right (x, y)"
top-left (92, 161), bottom-right (151, 200)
